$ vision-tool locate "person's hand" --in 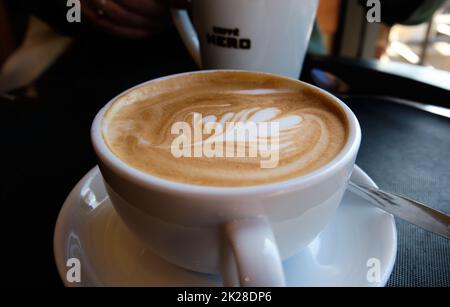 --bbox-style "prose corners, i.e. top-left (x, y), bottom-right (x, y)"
top-left (81, 0), bottom-right (191, 39)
